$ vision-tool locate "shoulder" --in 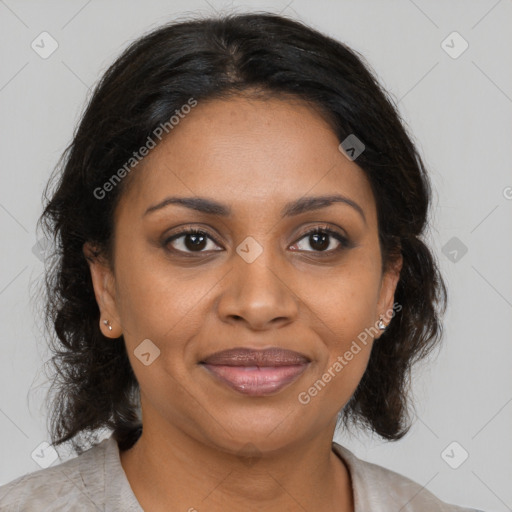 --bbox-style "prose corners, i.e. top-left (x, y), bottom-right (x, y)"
top-left (0, 437), bottom-right (112, 512)
top-left (332, 442), bottom-right (485, 512)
